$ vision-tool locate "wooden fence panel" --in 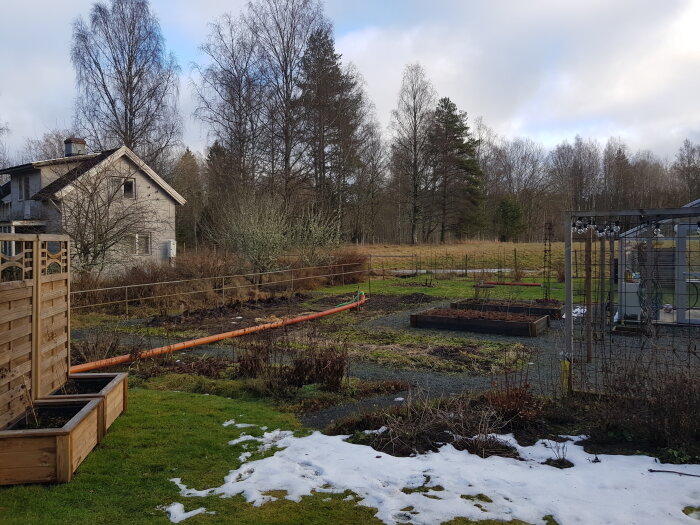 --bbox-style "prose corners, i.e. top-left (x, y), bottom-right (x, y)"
top-left (36, 239), bottom-right (71, 399)
top-left (0, 235), bottom-right (71, 428)
top-left (0, 240), bottom-right (36, 429)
